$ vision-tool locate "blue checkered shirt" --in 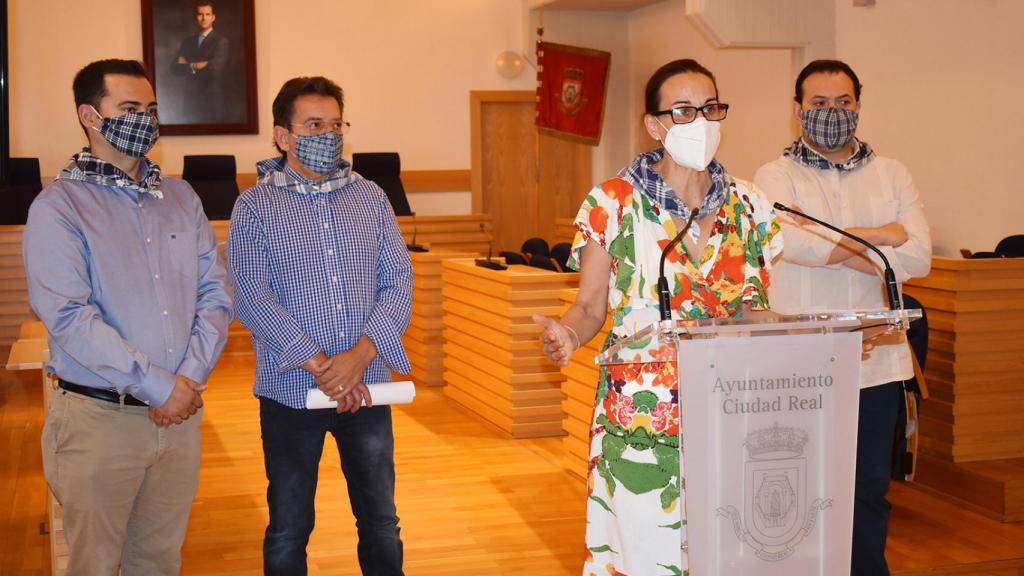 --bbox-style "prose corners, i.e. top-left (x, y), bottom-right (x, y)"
top-left (228, 159), bottom-right (413, 409)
